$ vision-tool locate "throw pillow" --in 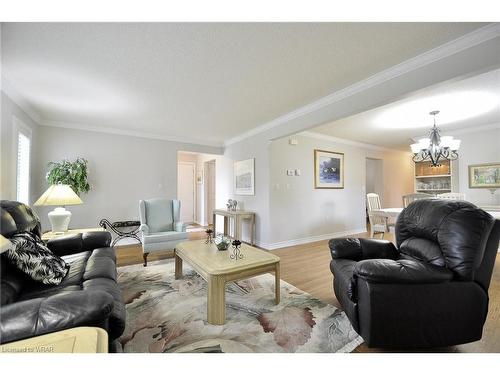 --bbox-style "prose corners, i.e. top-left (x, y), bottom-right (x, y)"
top-left (5, 232), bottom-right (69, 285)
